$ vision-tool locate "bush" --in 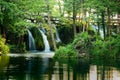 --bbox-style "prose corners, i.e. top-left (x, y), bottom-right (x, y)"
top-left (73, 32), bottom-right (91, 54)
top-left (55, 32), bottom-right (120, 59)
top-left (54, 44), bottom-right (77, 59)
top-left (90, 35), bottom-right (120, 58)
top-left (0, 36), bottom-right (9, 54)
top-left (54, 32), bottom-right (91, 59)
